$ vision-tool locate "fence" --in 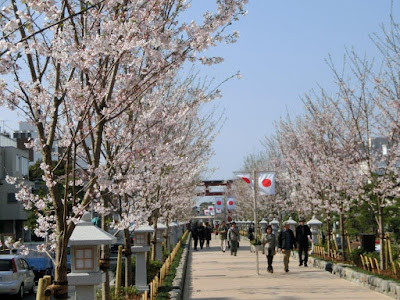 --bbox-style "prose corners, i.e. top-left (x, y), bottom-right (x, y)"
top-left (143, 230), bottom-right (188, 300)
